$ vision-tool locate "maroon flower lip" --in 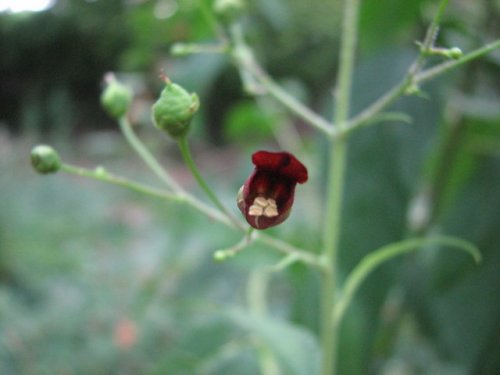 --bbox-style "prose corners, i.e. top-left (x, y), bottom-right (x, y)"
top-left (237, 150), bottom-right (308, 229)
